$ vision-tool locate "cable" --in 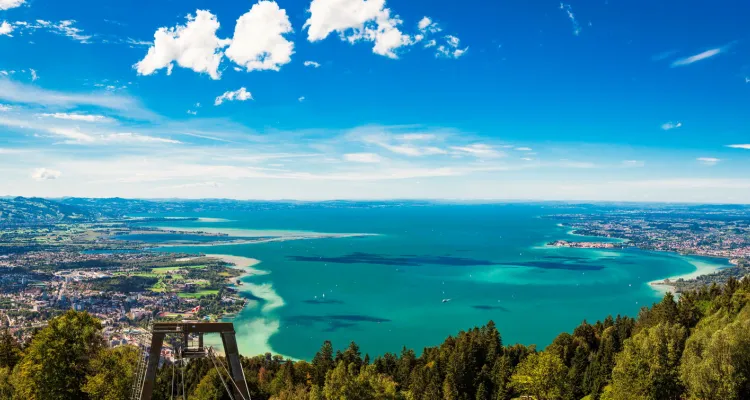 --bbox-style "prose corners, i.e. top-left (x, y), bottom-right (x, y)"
top-left (207, 347), bottom-right (236, 400)
top-left (180, 349), bottom-right (186, 400)
top-left (210, 347), bottom-right (249, 400)
top-left (171, 358), bottom-right (175, 400)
